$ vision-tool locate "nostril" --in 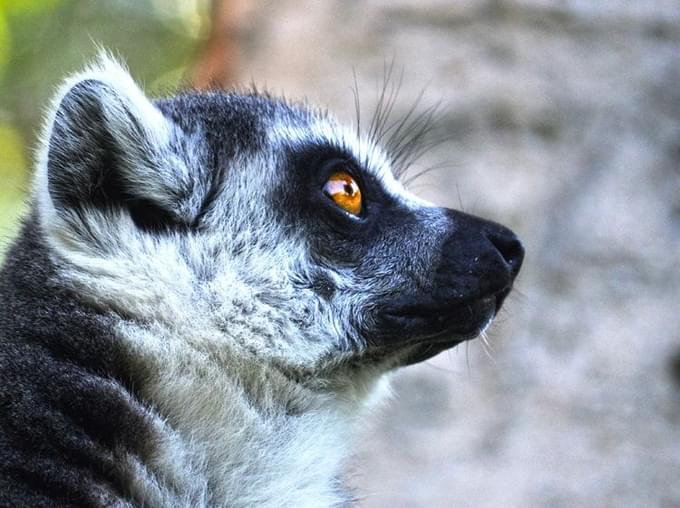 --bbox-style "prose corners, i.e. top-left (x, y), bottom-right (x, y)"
top-left (486, 231), bottom-right (525, 277)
